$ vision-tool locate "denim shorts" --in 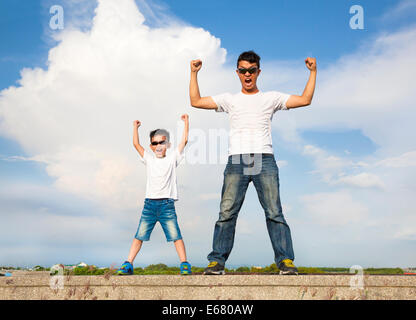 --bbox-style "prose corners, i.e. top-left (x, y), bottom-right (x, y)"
top-left (135, 198), bottom-right (182, 242)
